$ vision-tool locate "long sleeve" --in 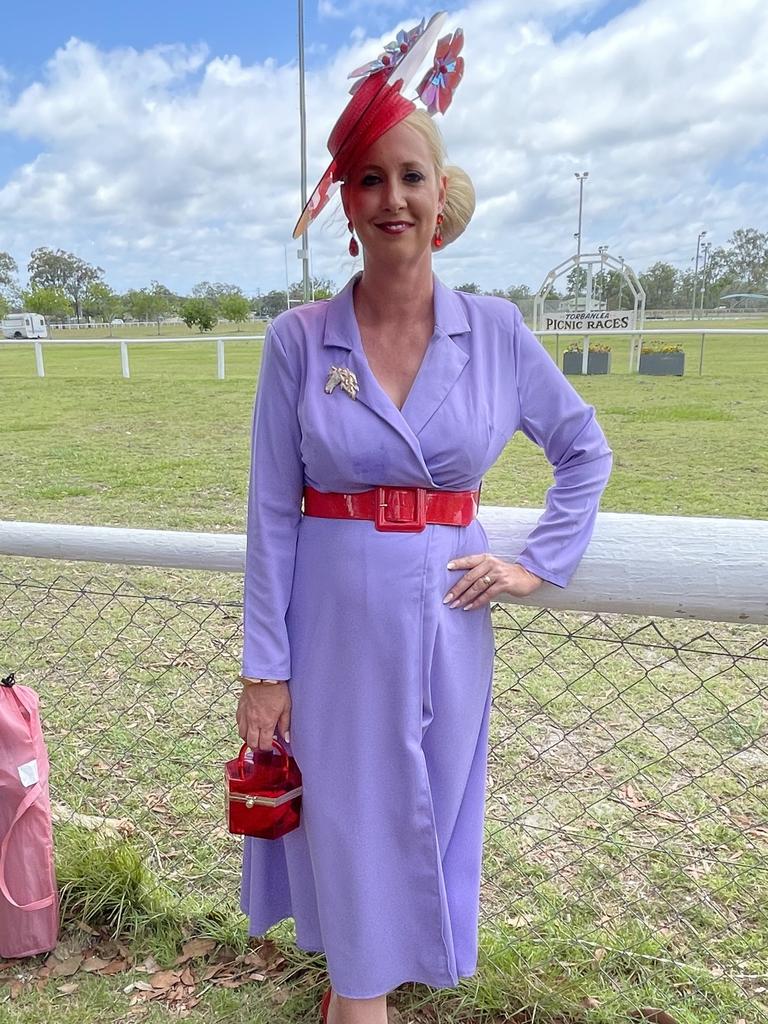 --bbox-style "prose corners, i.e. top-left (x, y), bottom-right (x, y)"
top-left (242, 324), bottom-right (304, 679)
top-left (512, 311), bottom-right (613, 588)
